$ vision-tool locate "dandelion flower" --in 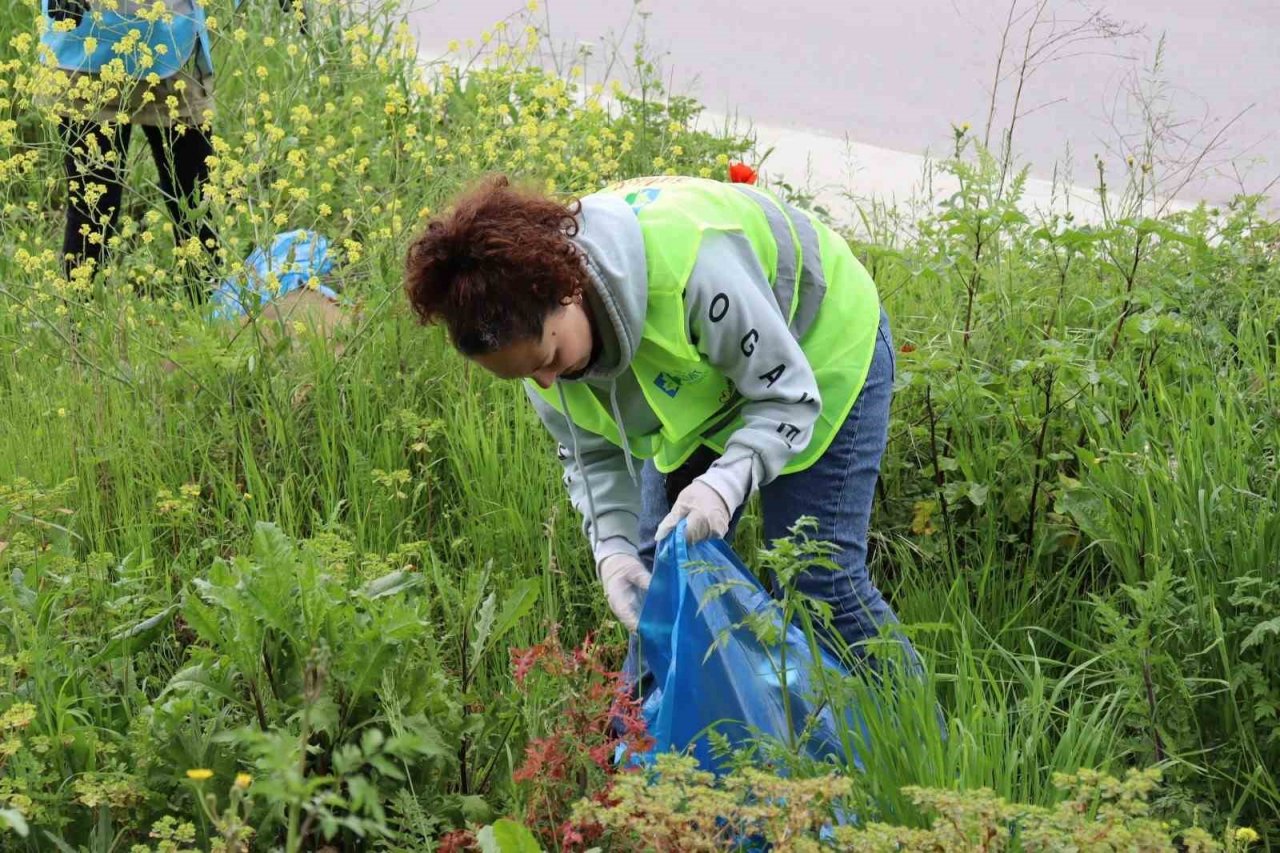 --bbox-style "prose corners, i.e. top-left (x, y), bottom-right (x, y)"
top-left (1236, 828), bottom-right (1259, 845)
top-left (185, 768), bottom-right (213, 781)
